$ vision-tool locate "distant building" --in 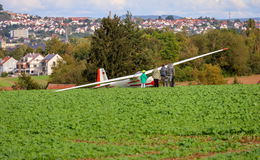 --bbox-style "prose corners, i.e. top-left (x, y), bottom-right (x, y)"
top-left (16, 53), bottom-right (44, 75)
top-left (10, 29), bottom-right (29, 38)
top-left (41, 54), bottom-right (63, 75)
top-left (0, 39), bottom-right (6, 49)
top-left (0, 38), bottom-right (23, 49)
top-left (0, 56), bottom-right (18, 74)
